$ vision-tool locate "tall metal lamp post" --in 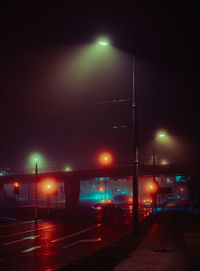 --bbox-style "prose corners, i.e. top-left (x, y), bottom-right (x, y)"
top-left (97, 38), bottom-right (139, 232)
top-left (152, 131), bottom-right (167, 214)
top-left (34, 158), bottom-right (38, 222)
